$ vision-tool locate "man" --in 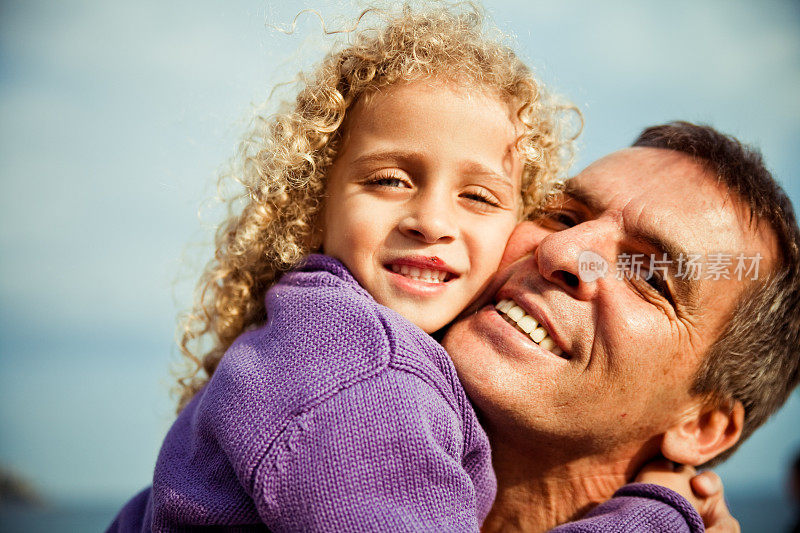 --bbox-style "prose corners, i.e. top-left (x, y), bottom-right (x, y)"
top-left (443, 122), bottom-right (800, 531)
